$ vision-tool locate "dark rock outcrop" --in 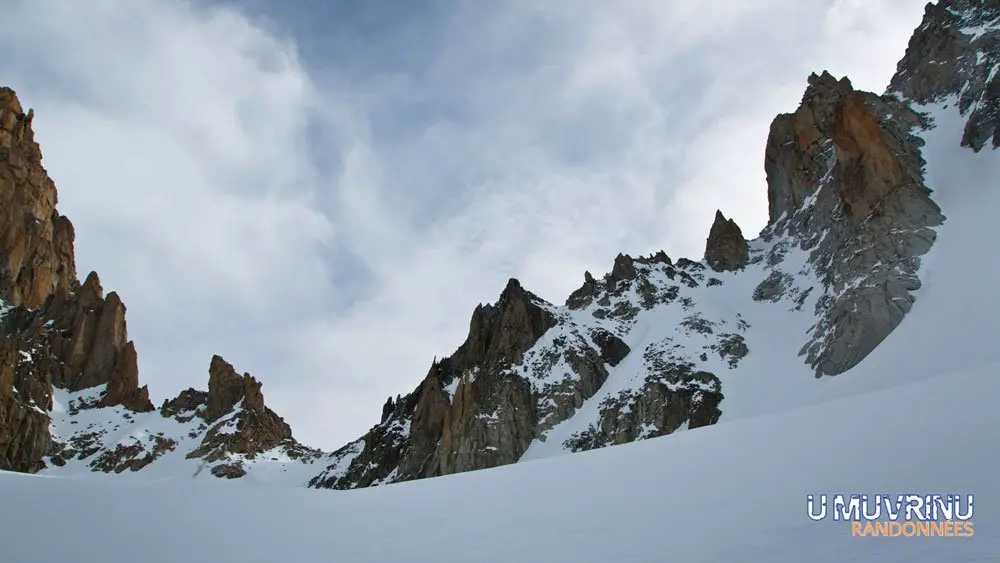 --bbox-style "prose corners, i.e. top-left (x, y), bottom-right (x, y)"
top-left (566, 271), bottom-right (599, 310)
top-left (566, 251), bottom-right (684, 313)
top-left (89, 435), bottom-right (177, 474)
top-left (0, 337), bottom-right (51, 472)
top-left (311, 278), bottom-right (565, 488)
top-left (432, 279), bottom-right (562, 476)
top-left (183, 356), bottom-right (295, 463)
top-left (203, 355), bottom-right (270, 422)
top-left (44, 272), bottom-right (153, 411)
top-left (160, 388), bottom-right (208, 419)
top-left (591, 329), bottom-right (631, 367)
top-left (452, 278), bottom-right (558, 370)
top-left (101, 342), bottom-right (152, 412)
top-left (564, 342), bottom-right (724, 452)
top-left (380, 396), bottom-right (396, 423)
top-left (704, 210), bottom-right (749, 272)
top-left (607, 253), bottom-right (638, 291)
